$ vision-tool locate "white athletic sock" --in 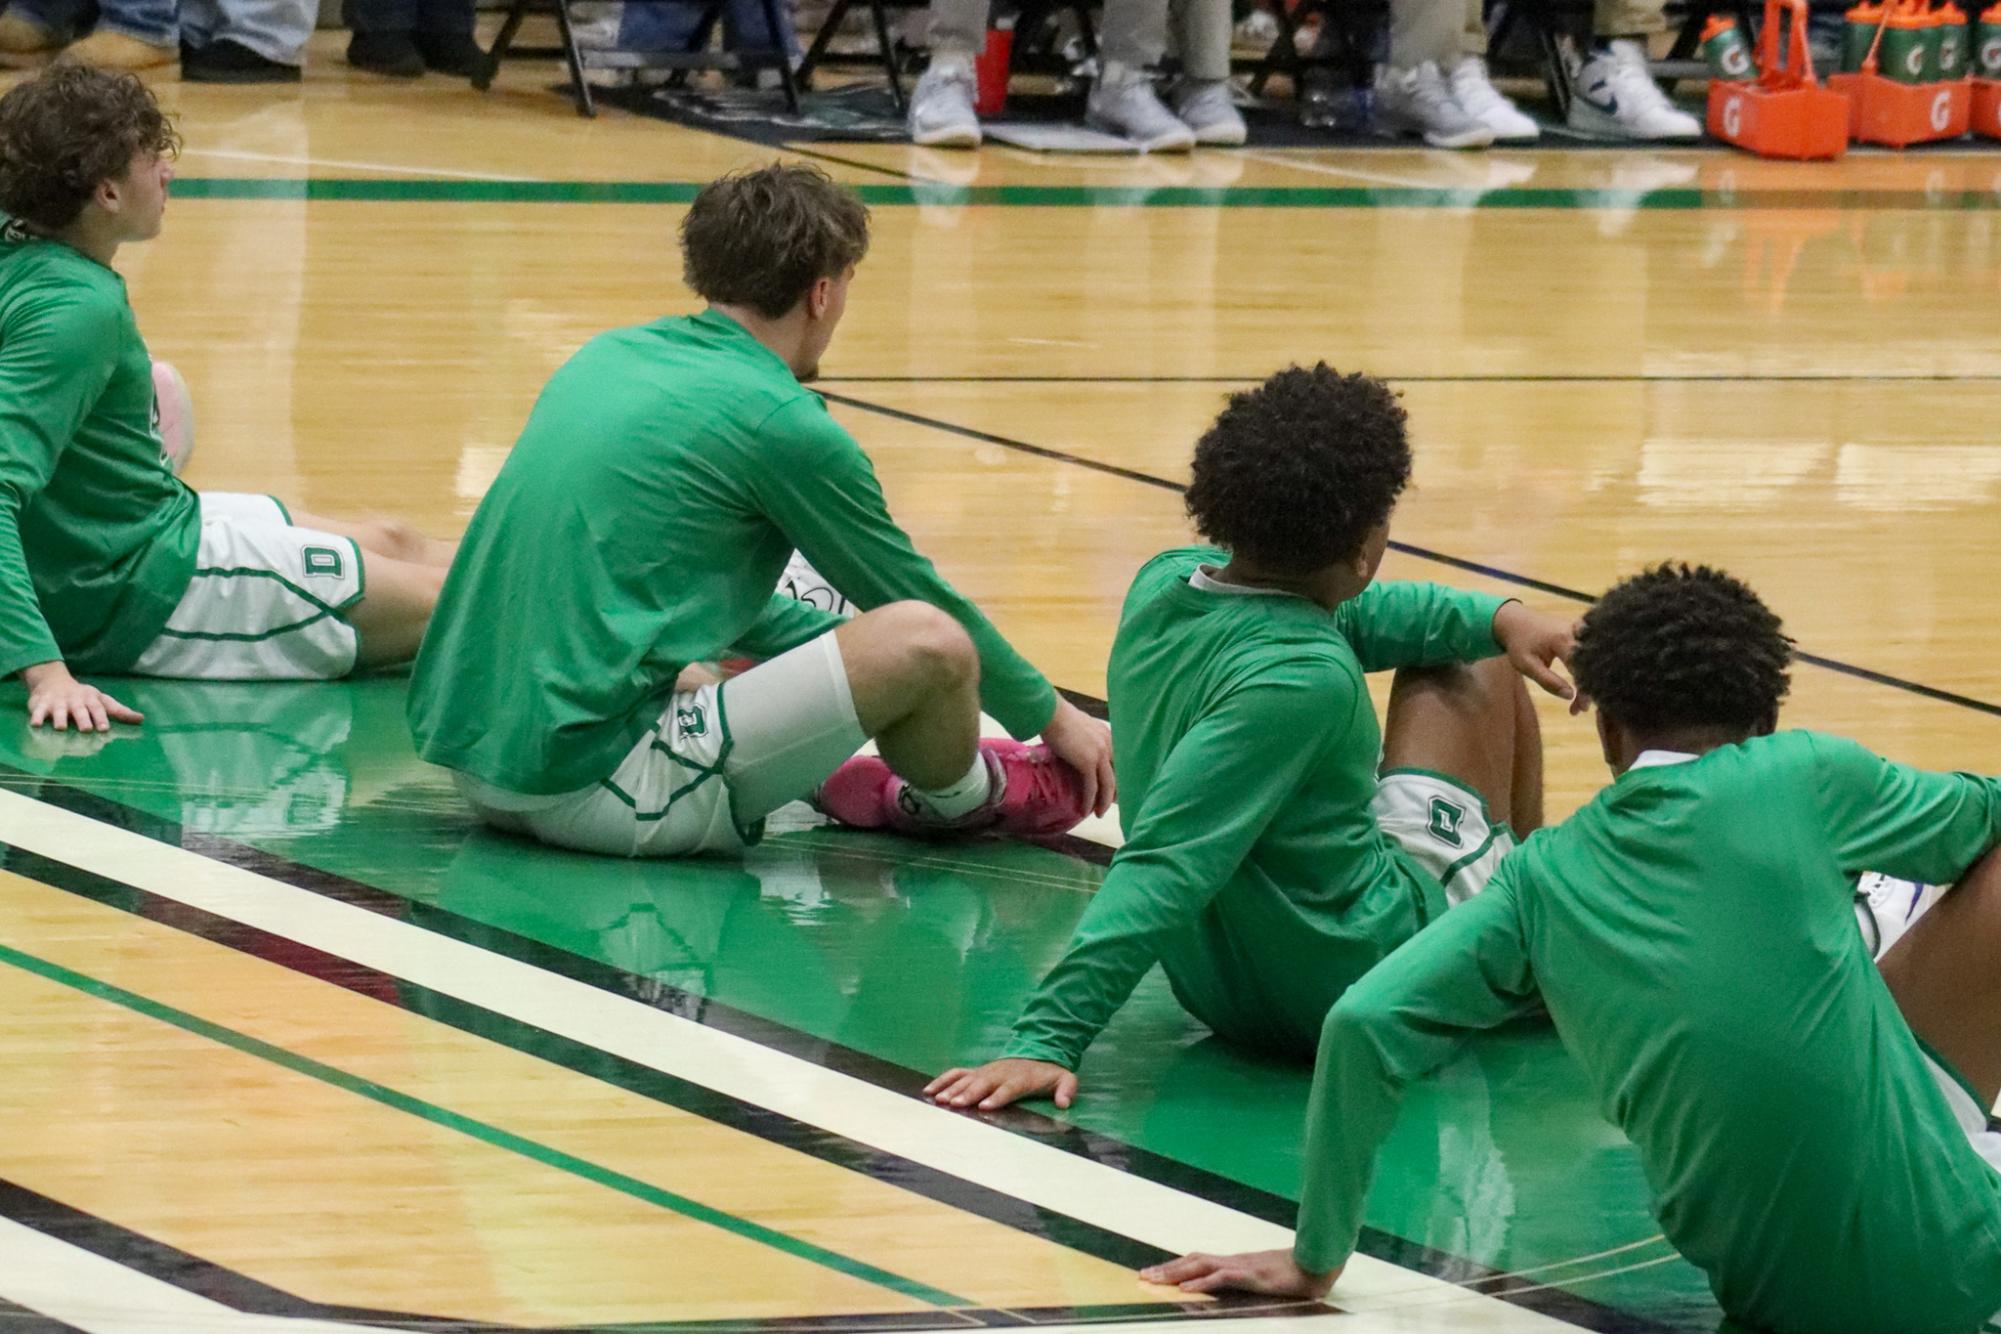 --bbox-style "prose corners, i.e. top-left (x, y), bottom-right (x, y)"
top-left (906, 754), bottom-right (994, 821)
